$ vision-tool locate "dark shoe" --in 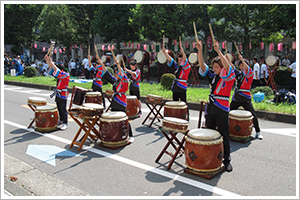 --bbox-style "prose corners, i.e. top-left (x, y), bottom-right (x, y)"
top-left (225, 162), bottom-right (233, 172)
